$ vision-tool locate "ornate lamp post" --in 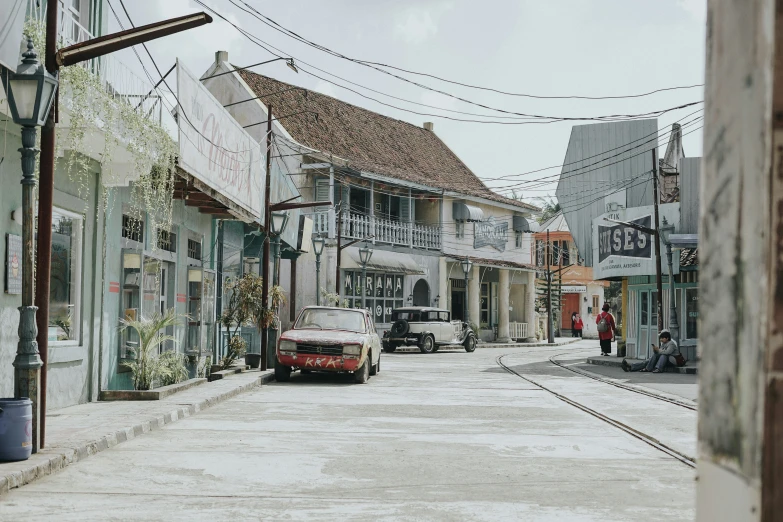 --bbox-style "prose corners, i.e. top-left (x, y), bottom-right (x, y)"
top-left (1, 38), bottom-right (59, 454)
top-left (312, 235), bottom-right (325, 305)
top-left (270, 211), bottom-right (290, 288)
top-left (461, 258), bottom-right (473, 323)
top-left (358, 244), bottom-right (373, 310)
top-left (660, 218), bottom-right (680, 347)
